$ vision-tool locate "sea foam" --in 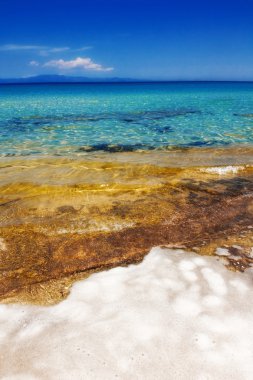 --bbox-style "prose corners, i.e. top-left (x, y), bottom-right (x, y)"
top-left (1, 248), bottom-right (253, 379)
top-left (201, 165), bottom-right (244, 175)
